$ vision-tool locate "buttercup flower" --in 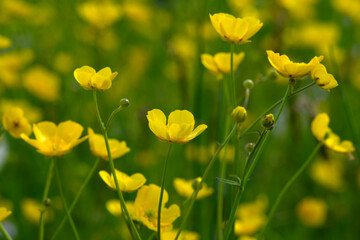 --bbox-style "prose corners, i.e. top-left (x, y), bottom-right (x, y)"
top-left (2, 107), bottom-right (32, 138)
top-left (133, 184), bottom-right (180, 231)
top-left (310, 63), bottom-right (338, 90)
top-left (88, 128), bottom-right (130, 160)
top-left (210, 13), bottom-right (263, 44)
top-left (147, 109), bottom-right (207, 144)
top-left (311, 113), bottom-right (355, 154)
top-left (0, 207), bottom-right (12, 222)
top-left (296, 197), bottom-right (327, 227)
top-left (99, 169), bottom-right (146, 192)
top-left (267, 50), bottom-right (323, 78)
top-left (201, 52), bottom-right (245, 78)
top-left (73, 66), bottom-right (118, 91)
top-left (173, 177), bottom-right (214, 200)
top-left (21, 120), bottom-right (87, 157)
